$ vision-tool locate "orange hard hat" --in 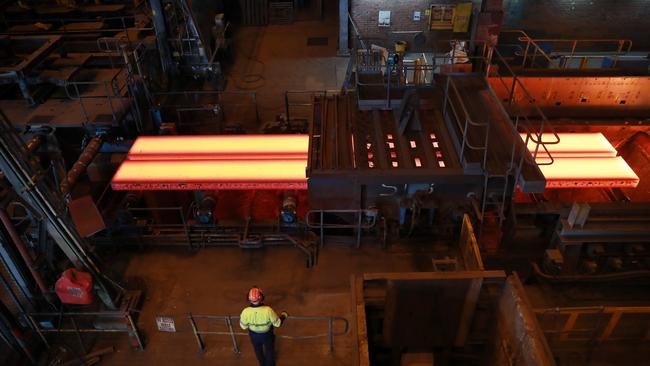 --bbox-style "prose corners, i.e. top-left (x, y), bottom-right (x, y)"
top-left (248, 286), bottom-right (264, 304)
